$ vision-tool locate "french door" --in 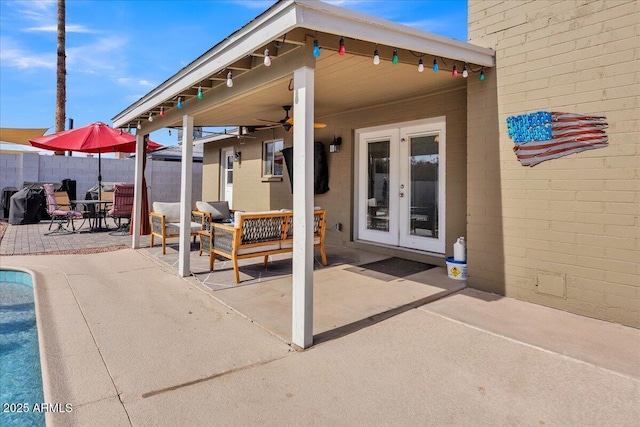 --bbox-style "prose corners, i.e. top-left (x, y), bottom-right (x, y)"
top-left (220, 147), bottom-right (234, 209)
top-left (356, 118), bottom-right (446, 254)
